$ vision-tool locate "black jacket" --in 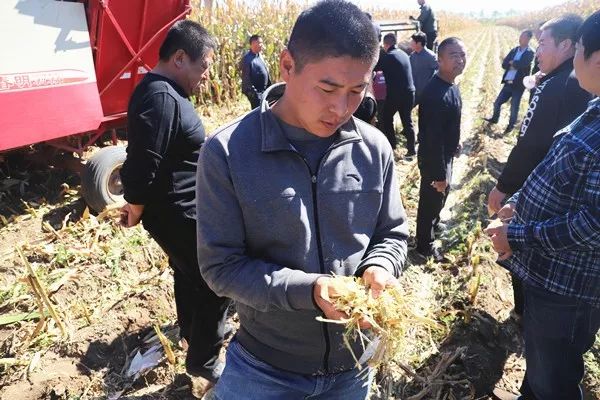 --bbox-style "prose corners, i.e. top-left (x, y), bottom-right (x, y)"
top-left (496, 59), bottom-right (592, 195)
top-left (121, 73), bottom-right (205, 220)
top-left (417, 4), bottom-right (436, 33)
top-left (500, 46), bottom-right (535, 91)
top-left (375, 46), bottom-right (415, 100)
top-left (417, 75), bottom-right (462, 181)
